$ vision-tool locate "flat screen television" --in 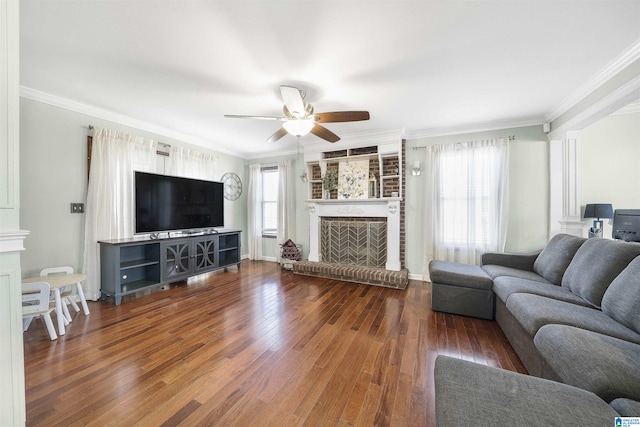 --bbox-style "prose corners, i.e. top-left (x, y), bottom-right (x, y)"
top-left (135, 171), bottom-right (224, 234)
top-left (612, 209), bottom-right (640, 242)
